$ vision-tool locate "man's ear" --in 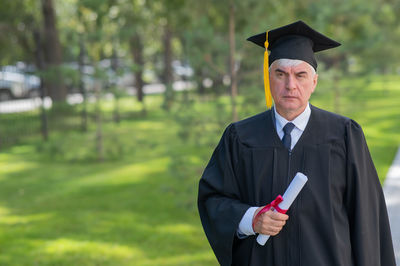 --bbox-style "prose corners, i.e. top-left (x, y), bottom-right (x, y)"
top-left (311, 74), bottom-right (318, 93)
